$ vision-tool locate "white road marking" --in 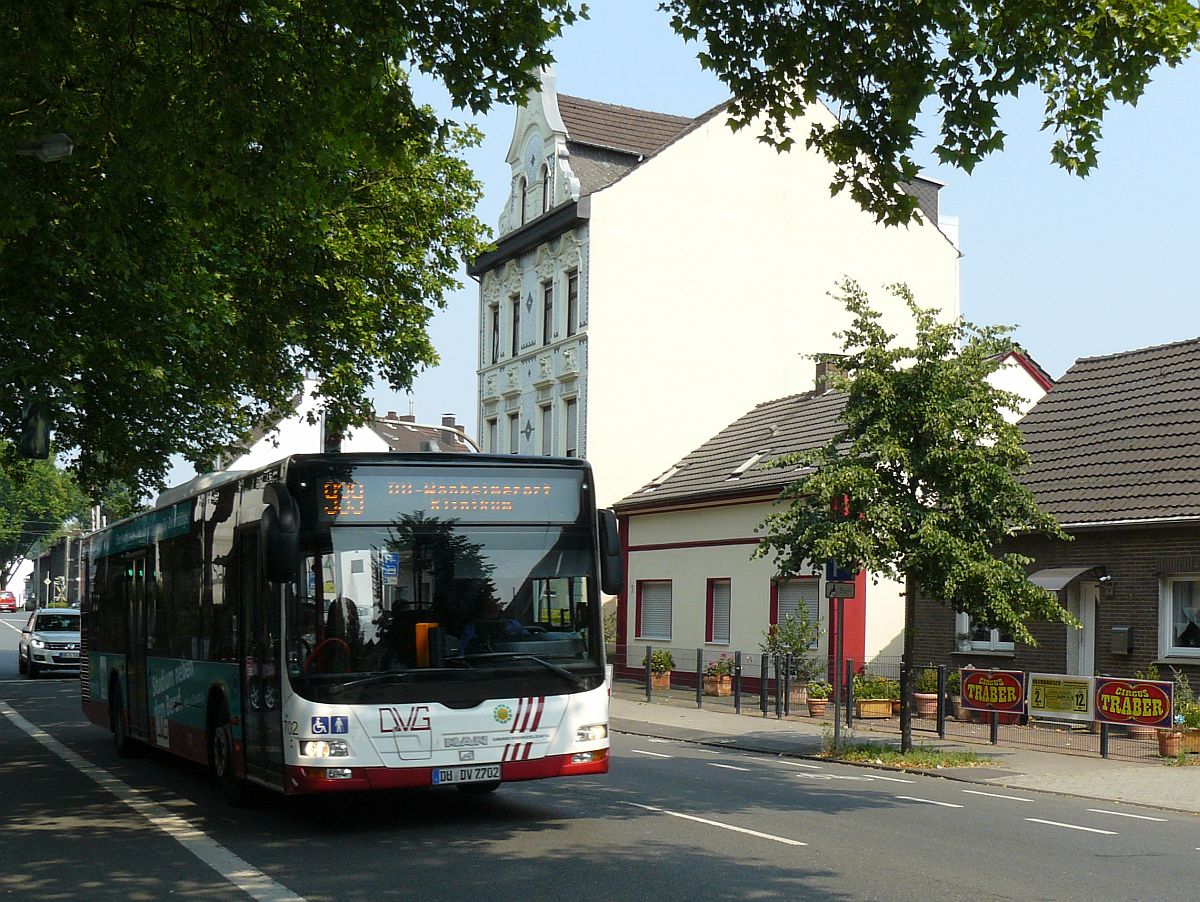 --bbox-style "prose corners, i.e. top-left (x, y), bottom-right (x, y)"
top-left (779, 760), bottom-right (822, 769)
top-left (0, 701), bottom-right (305, 902)
top-left (1086, 809), bottom-right (1168, 822)
top-left (708, 763), bottom-right (750, 771)
top-left (625, 802), bottom-right (806, 846)
top-left (1026, 818), bottom-right (1117, 835)
top-left (863, 773), bottom-right (914, 783)
top-left (0, 619), bottom-right (24, 634)
top-left (629, 749), bottom-right (673, 758)
top-left (962, 790), bottom-right (1034, 802)
top-left (647, 738), bottom-right (672, 743)
top-left (895, 795), bottom-right (963, 808)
